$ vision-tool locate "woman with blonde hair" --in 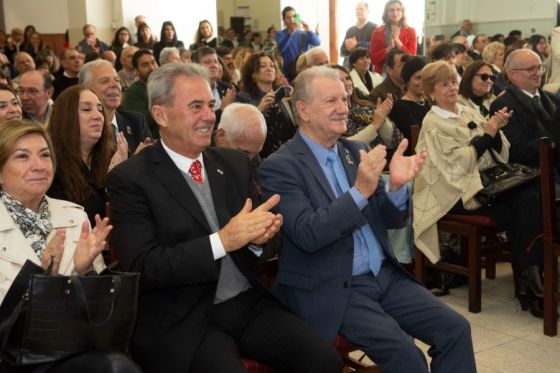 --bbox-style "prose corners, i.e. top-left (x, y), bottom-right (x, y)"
top-left (482, 41), bottom-right (506, 94)
top-left (414, 61), bottom-right (545, 318)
